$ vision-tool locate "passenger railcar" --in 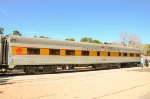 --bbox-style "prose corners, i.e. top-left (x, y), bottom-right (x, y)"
top-left (0, 35), bottom-right (141, 74)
